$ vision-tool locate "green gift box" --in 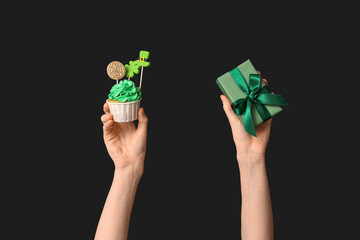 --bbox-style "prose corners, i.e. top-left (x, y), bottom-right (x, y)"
top-left (216, 59), bottom-right (287, 136)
